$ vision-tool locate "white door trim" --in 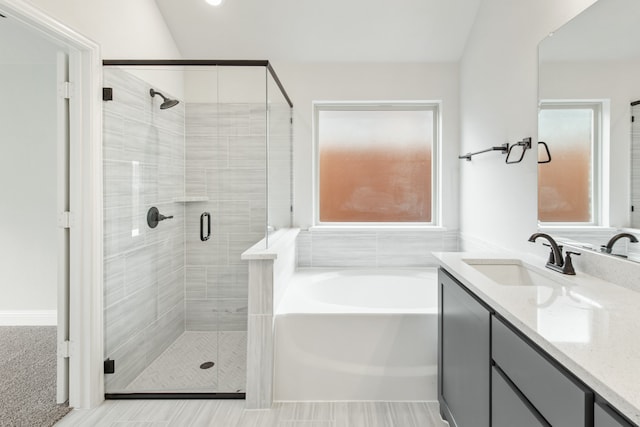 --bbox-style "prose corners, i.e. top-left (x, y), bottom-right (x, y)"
top-left (56, 50), bottom-right (70, 405)
top-left (0, 0), bottom-right (104, 409)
